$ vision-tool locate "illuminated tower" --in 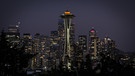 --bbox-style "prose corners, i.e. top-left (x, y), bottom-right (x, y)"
top-left (89, 28), bottom-right (98, 59)
top-left (60, 10), bottom-right (75, 70)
